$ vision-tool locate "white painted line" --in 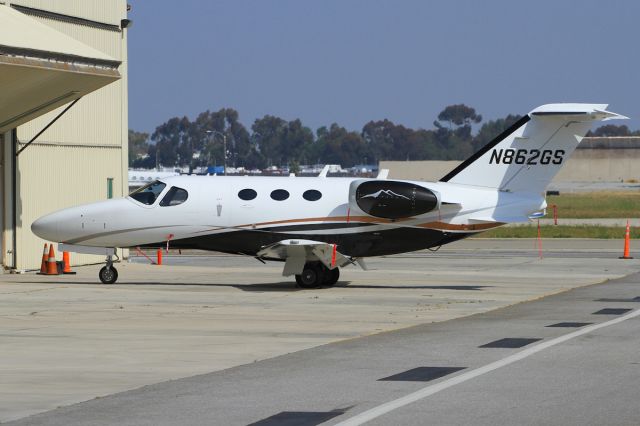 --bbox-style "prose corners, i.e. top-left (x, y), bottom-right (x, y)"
top-left (335, 308), bottom-right (640, 426)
